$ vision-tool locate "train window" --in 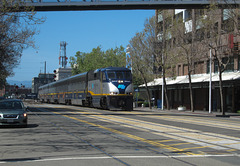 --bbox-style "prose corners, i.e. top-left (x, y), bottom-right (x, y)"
top-left (102, 72), bottom-right (107, 80)
top-left (124, 71), bottom-right (131, 80)
top-left (107, 71), bottom-right (131, 80)
top-left (116, 72), bottom-right (124, 79)
top-left (107, 72), bottom-right (116, 79)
